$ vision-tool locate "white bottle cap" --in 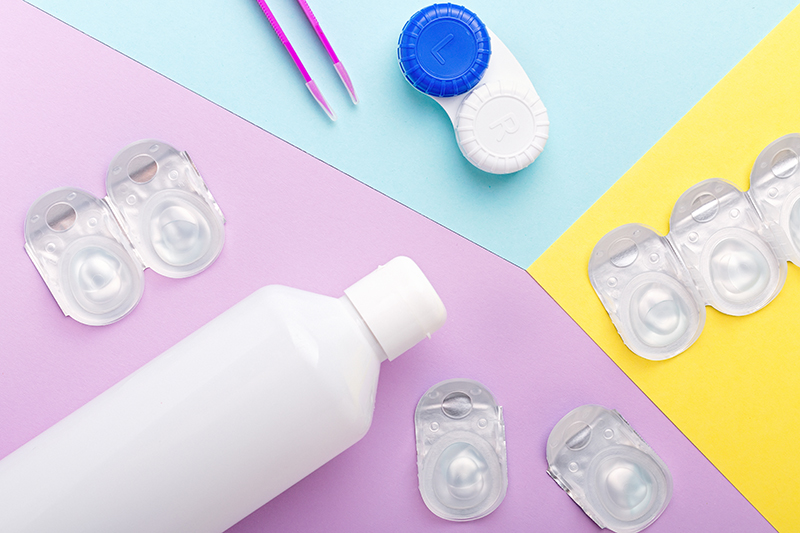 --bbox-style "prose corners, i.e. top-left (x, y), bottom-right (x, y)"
top-left (345, 257), bottom-right (447, 361)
